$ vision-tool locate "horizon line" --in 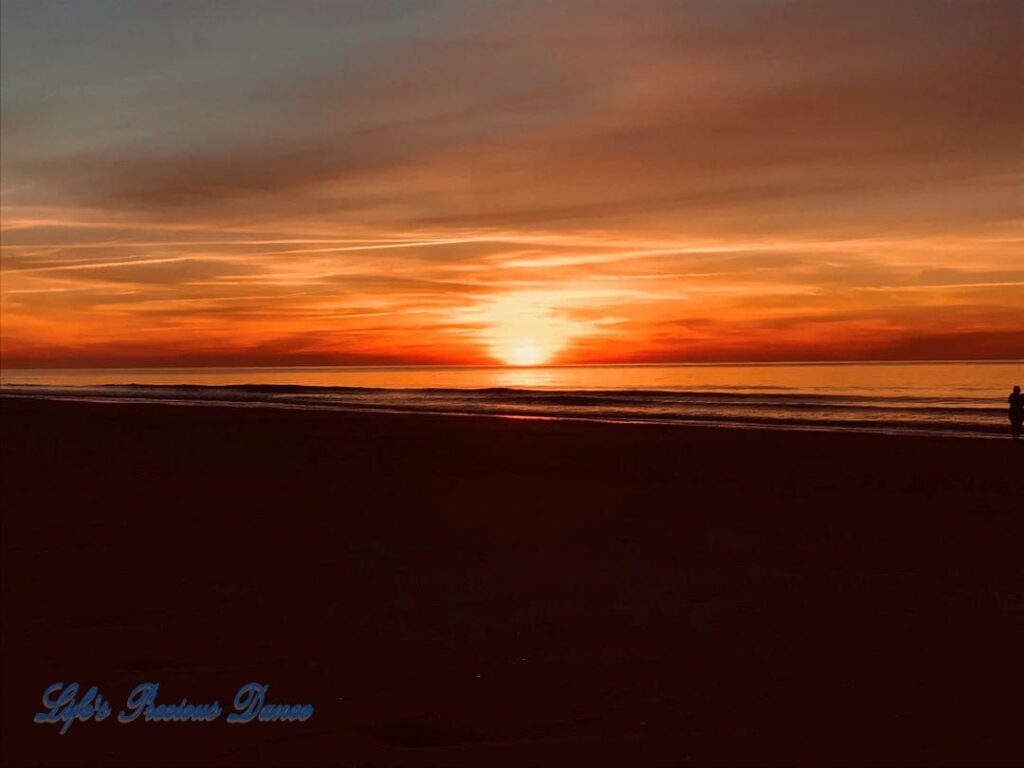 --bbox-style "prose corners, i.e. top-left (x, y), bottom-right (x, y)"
top-left (2, 359), bottom-right (1021, 373)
